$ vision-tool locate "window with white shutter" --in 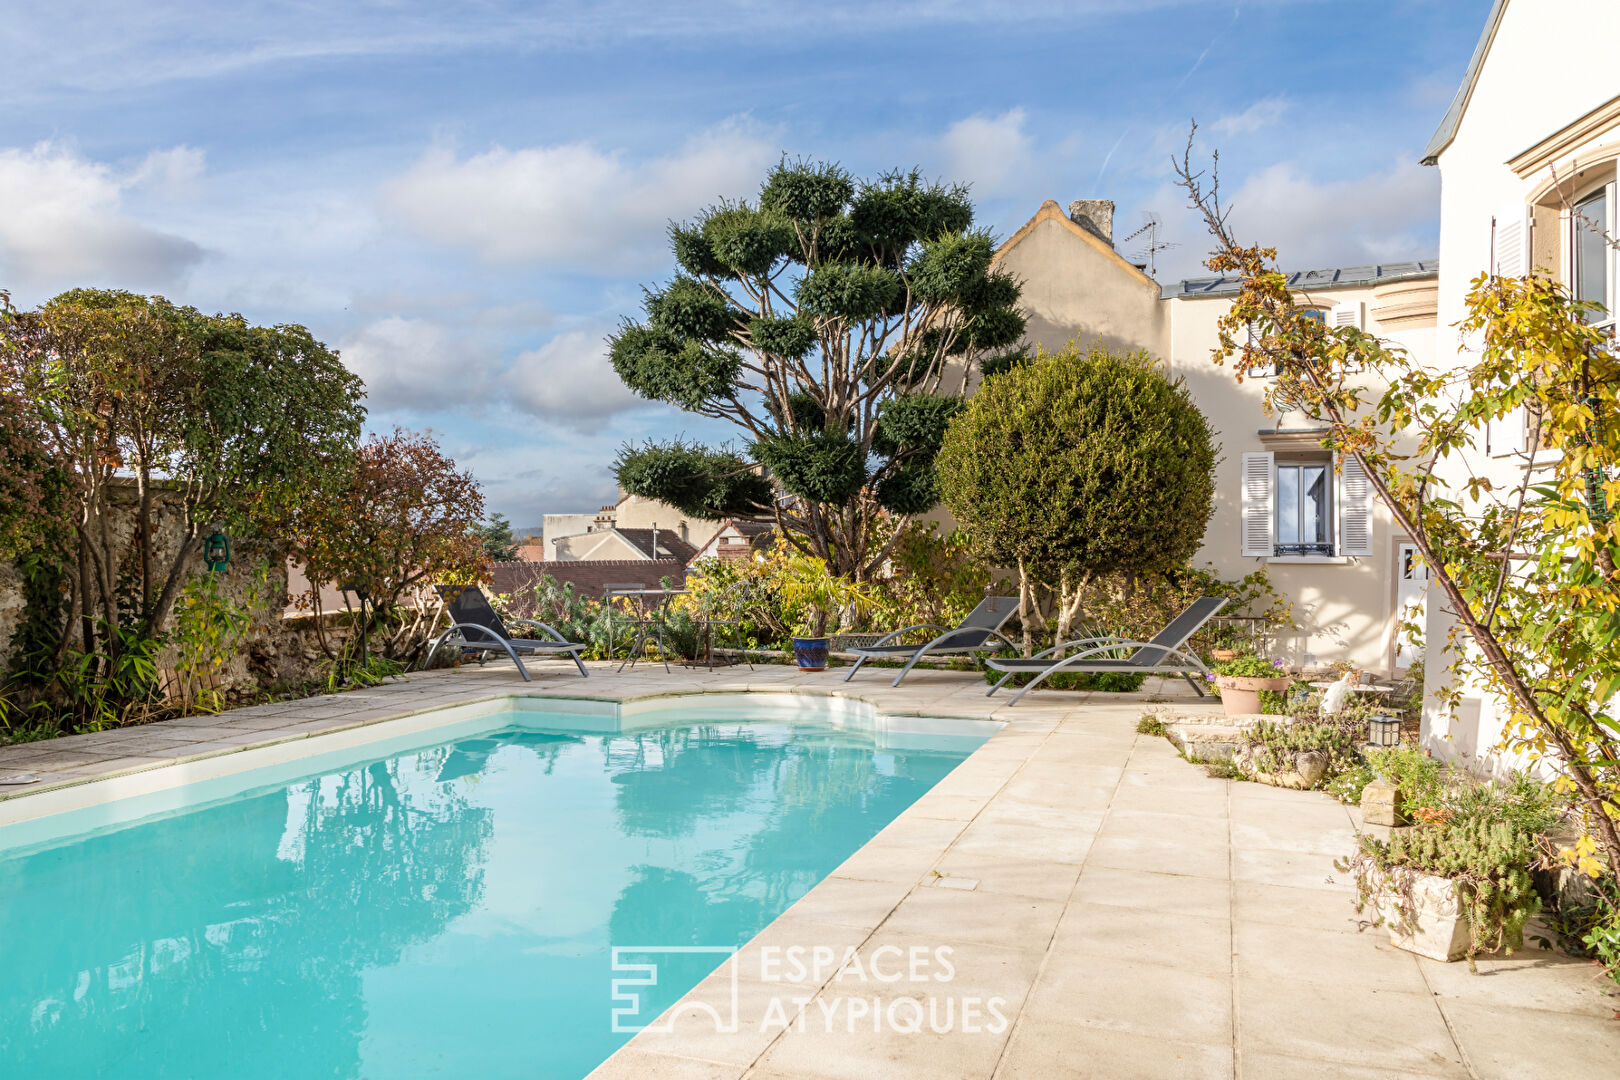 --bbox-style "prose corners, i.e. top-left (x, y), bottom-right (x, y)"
top-left (1495, 206), bottom-right (1527, 278)
top-left (1336, 453), bottom-right (1374, 557)
top-left (1244, 321), bottom-right (1275, 378)
top-left (1241, 451), bottom-right (1275, 557)
top-left (1331, 302), bottom-right (1363, 330)
top-left (1486, 406), bottom-right (1526, 458)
